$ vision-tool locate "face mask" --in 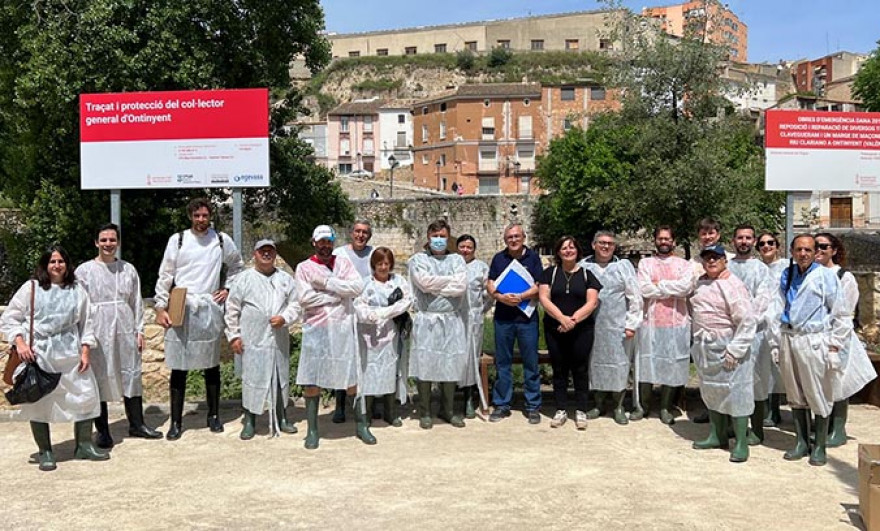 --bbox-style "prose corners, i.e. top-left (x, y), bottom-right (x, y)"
top-left (429, 237), bottom-right (448, 252)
